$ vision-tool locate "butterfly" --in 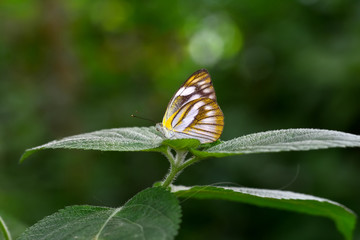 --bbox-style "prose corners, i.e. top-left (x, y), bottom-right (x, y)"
top-left (157, 69), bottom-right (224, 144)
